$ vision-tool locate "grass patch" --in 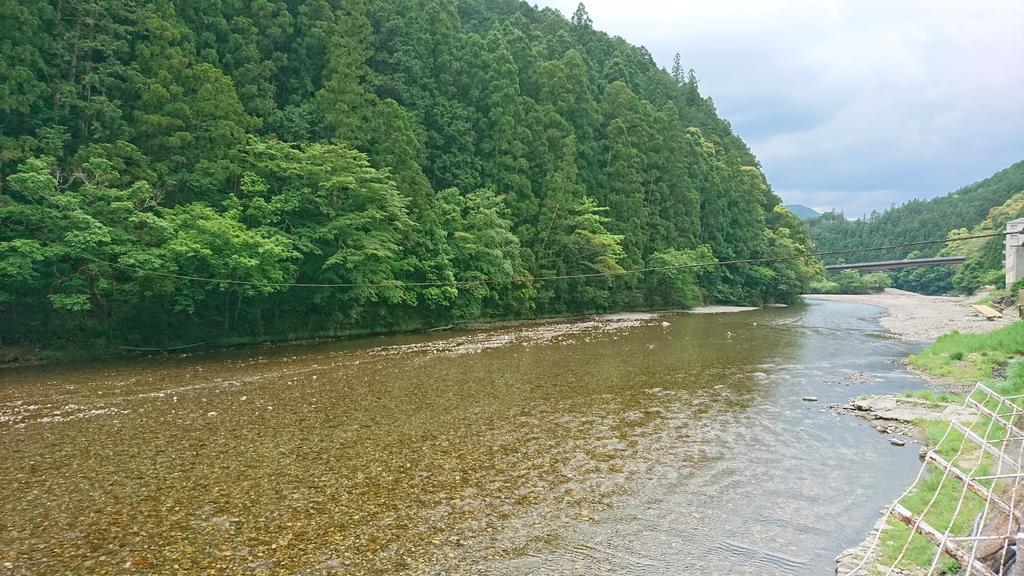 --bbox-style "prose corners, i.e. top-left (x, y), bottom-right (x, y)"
top-left (873, 323), bottom-right (1023, 574)
top-left (909, 322), bottom-right (1024, 382)
top-left (902, 390), bottom-right (962, 408)
top-left (876, 469), bottom-right (989, 574)
top-left (876, 410), bottom-right (1007, 574)
top-left (877, 483), bottom-right (986, 572)
top-left (876, 384), bottom-right (1023, 574)
top-left (990, 358), bottom-right (1024, 396)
